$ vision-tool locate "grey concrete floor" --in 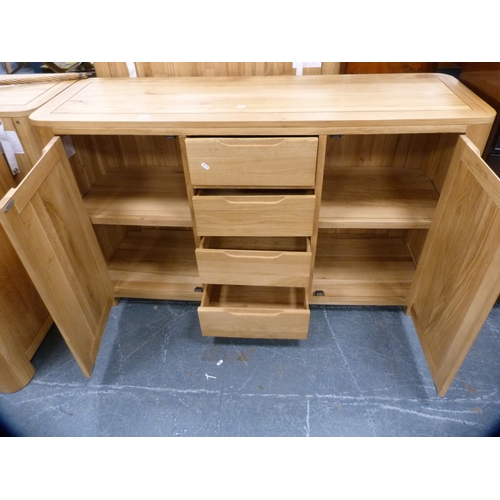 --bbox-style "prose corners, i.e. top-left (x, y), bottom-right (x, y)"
top-left (1, 299), bottom-right (499, 437)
